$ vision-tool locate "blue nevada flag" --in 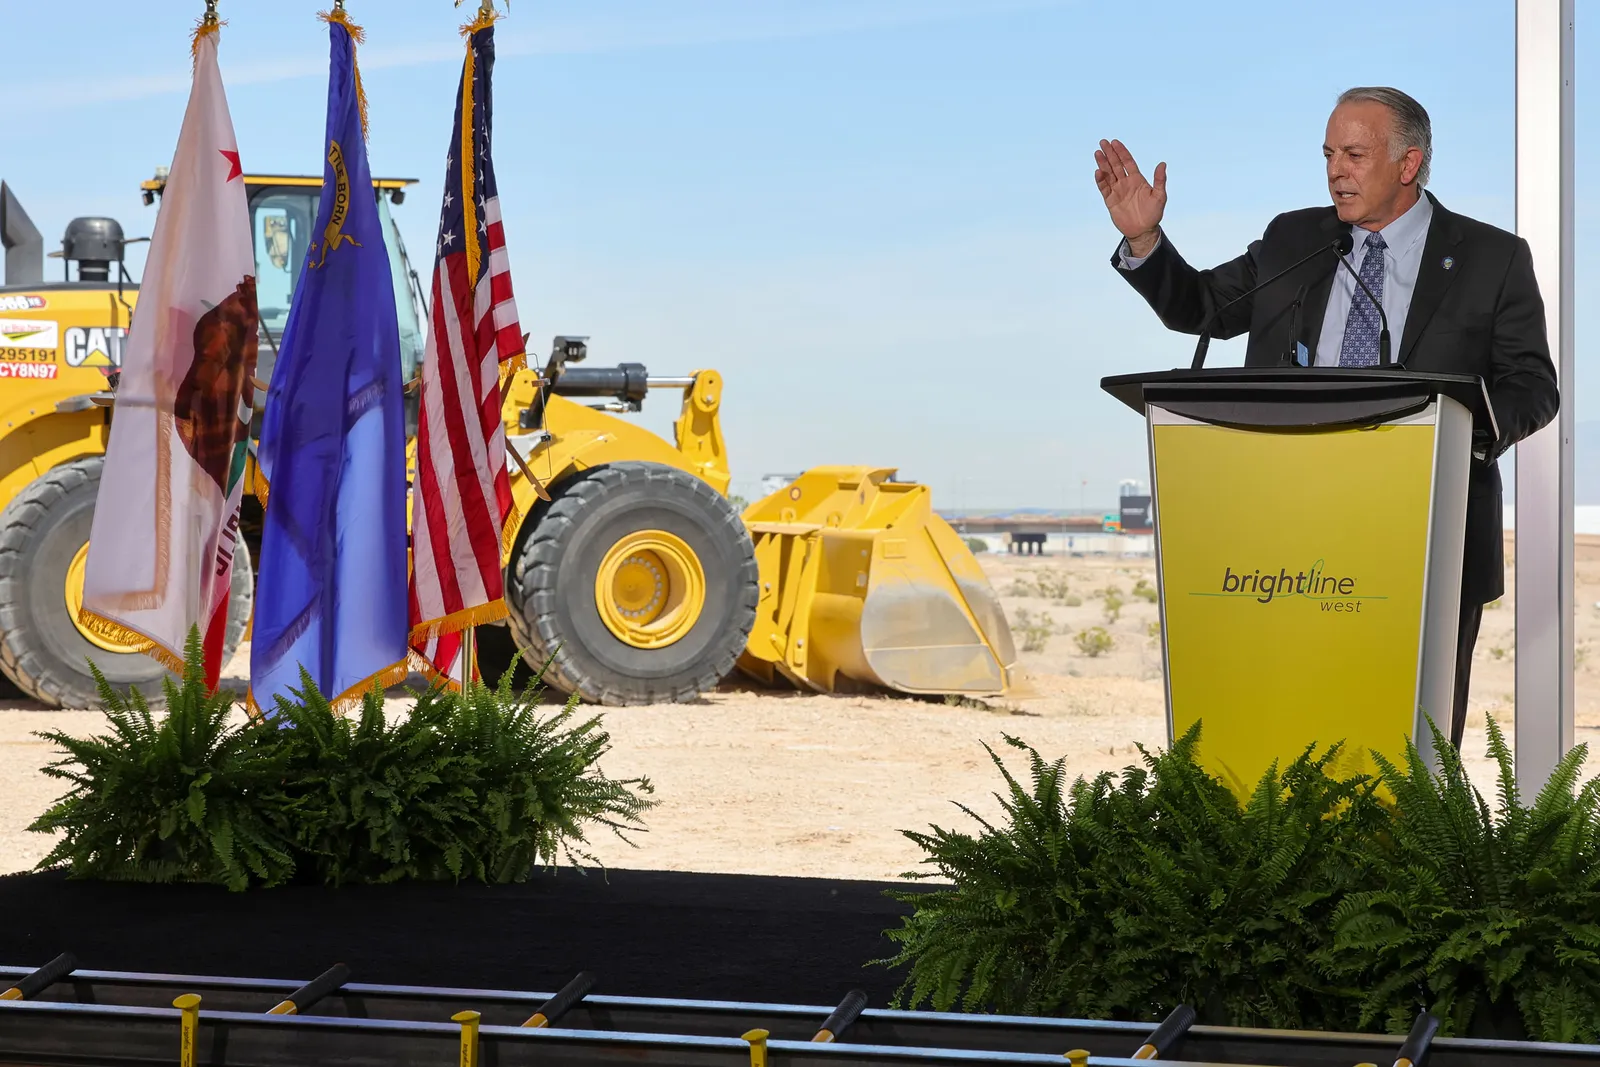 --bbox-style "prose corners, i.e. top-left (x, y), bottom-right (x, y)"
top-left (249, 12), bottom-right (408, 715)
